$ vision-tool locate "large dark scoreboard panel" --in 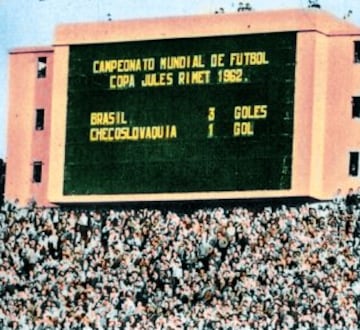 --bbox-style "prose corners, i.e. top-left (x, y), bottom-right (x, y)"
top-left (64, 32), bottom-right (296, 195)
